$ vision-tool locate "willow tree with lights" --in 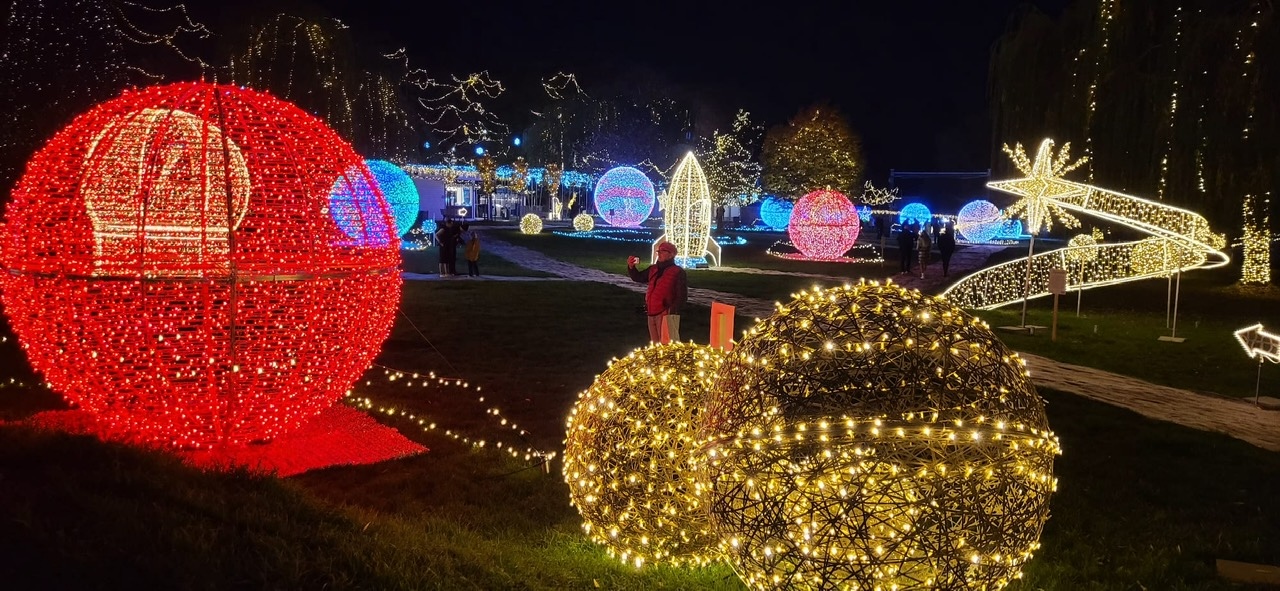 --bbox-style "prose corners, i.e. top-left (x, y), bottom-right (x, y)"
top-left (761, 103), bottom-right (864, 199)
top-left (991, 0), bottom-right (1277, 285)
